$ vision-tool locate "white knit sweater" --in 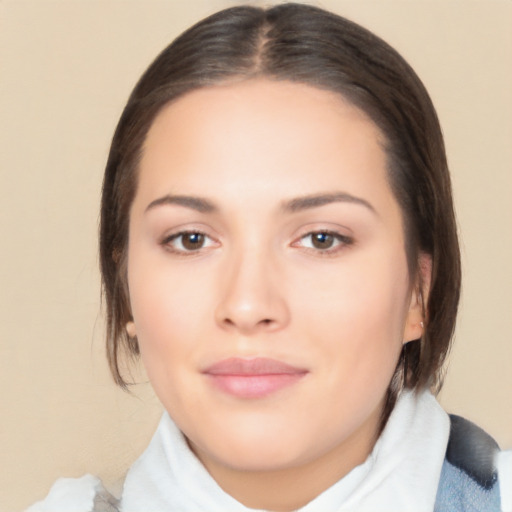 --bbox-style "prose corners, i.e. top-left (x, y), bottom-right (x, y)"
top-left (27, 390), bottom-right (511, 511)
